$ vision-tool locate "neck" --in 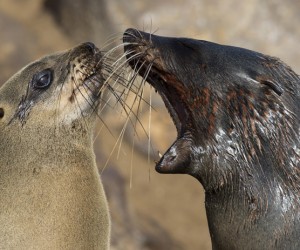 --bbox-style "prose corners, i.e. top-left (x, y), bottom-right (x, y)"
top-left (193, 150), bottom-right (300, 249)
top-left (1, 120), bottom-right (95, 172)
top-left (0, 119), bottom-right (110, 249)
